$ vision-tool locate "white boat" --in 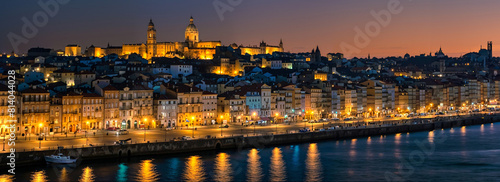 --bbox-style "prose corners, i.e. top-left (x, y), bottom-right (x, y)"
top-left (45, 153), bottom-right (78, 164)
top-left (45, 147), bottom-right (78, 164)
